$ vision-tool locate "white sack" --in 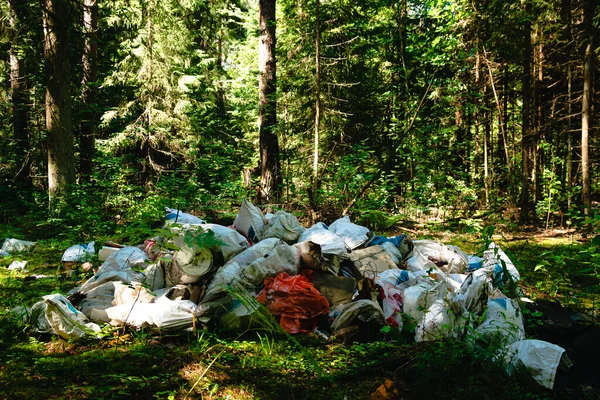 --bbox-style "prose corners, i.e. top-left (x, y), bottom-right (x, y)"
top-left (379, 242), bottom-right (403, 265)
top-left (402, 279), bottom-right (446, 322)
top-left (106, 296), bottom-right (197, 331)
top-left (476, 298), bottom-right (525, 345)
top-left (262, 210), bottom-right (305, 243)
top-left (98, 247), bottom-right (148, 274)
top-left (233, 200), bottom-right (265, 242)
top-left (487, 242), bottom-right (521, 282)
top-left (455, 266), bottom-right (494, 314)
top-left (413, 240), bottom-right (468, 274)
top-left (415, 299), bottom-right (467, 342)
top-left (165, 207), bottom-right (206, 225)
top-left (328, 216), bottom-right (372, 250)
top-left (43, 294), bottom-right (101, 340)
